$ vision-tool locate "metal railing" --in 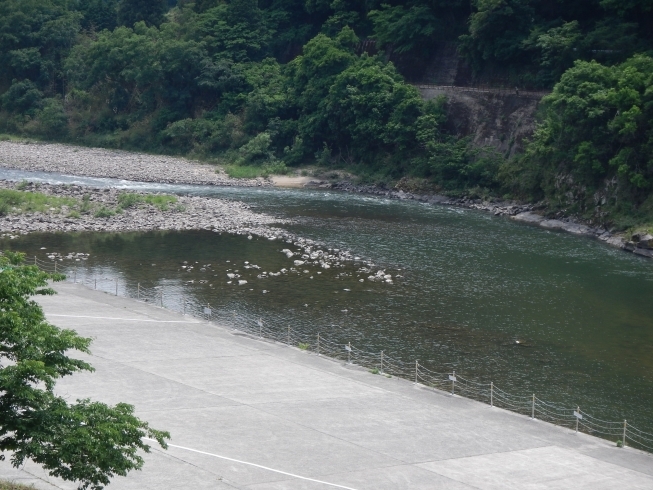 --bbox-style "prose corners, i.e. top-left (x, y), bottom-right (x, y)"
top-left (34, 257), bottom-right (653, 455)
